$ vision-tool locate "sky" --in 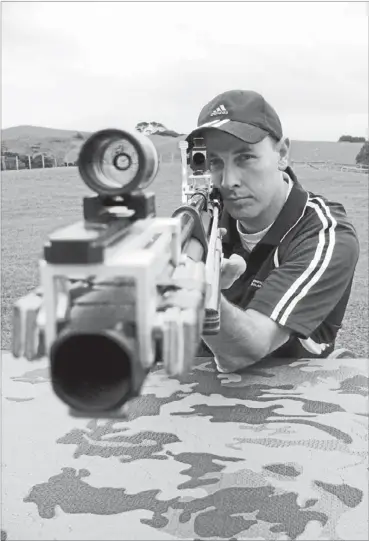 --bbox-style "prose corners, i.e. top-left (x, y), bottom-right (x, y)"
top-left (2, 1), bottom-right (368, 141)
